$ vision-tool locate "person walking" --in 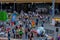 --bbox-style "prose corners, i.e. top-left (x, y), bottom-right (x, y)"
top-left (12, 29), bottom-right (16, 38)
top-left (25, 24), bottom-right (28, 39)
top-left (8, 31), bottom-right (10, 40)
top-left (36, 18), bottom-right (39, 26)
